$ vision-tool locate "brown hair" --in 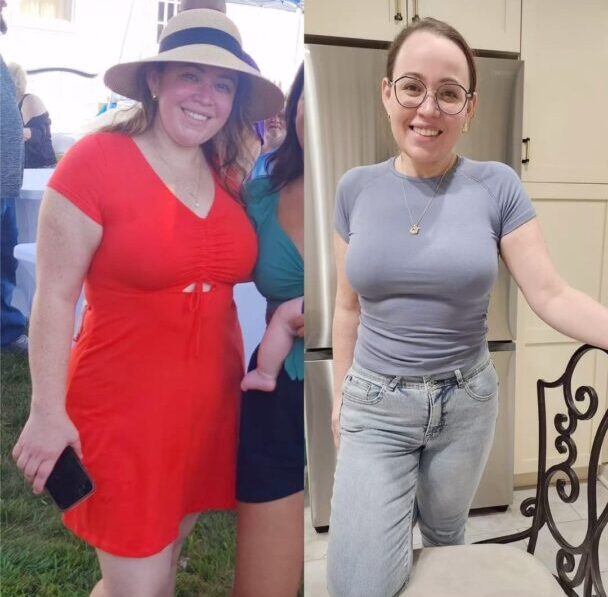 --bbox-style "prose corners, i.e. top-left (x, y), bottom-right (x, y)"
top-left (100, 63), bottom-right (257, 198)
top-left (267, 63), bottom-right (303, 191)
top-left (386, 18), bottom-right (477, 92)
